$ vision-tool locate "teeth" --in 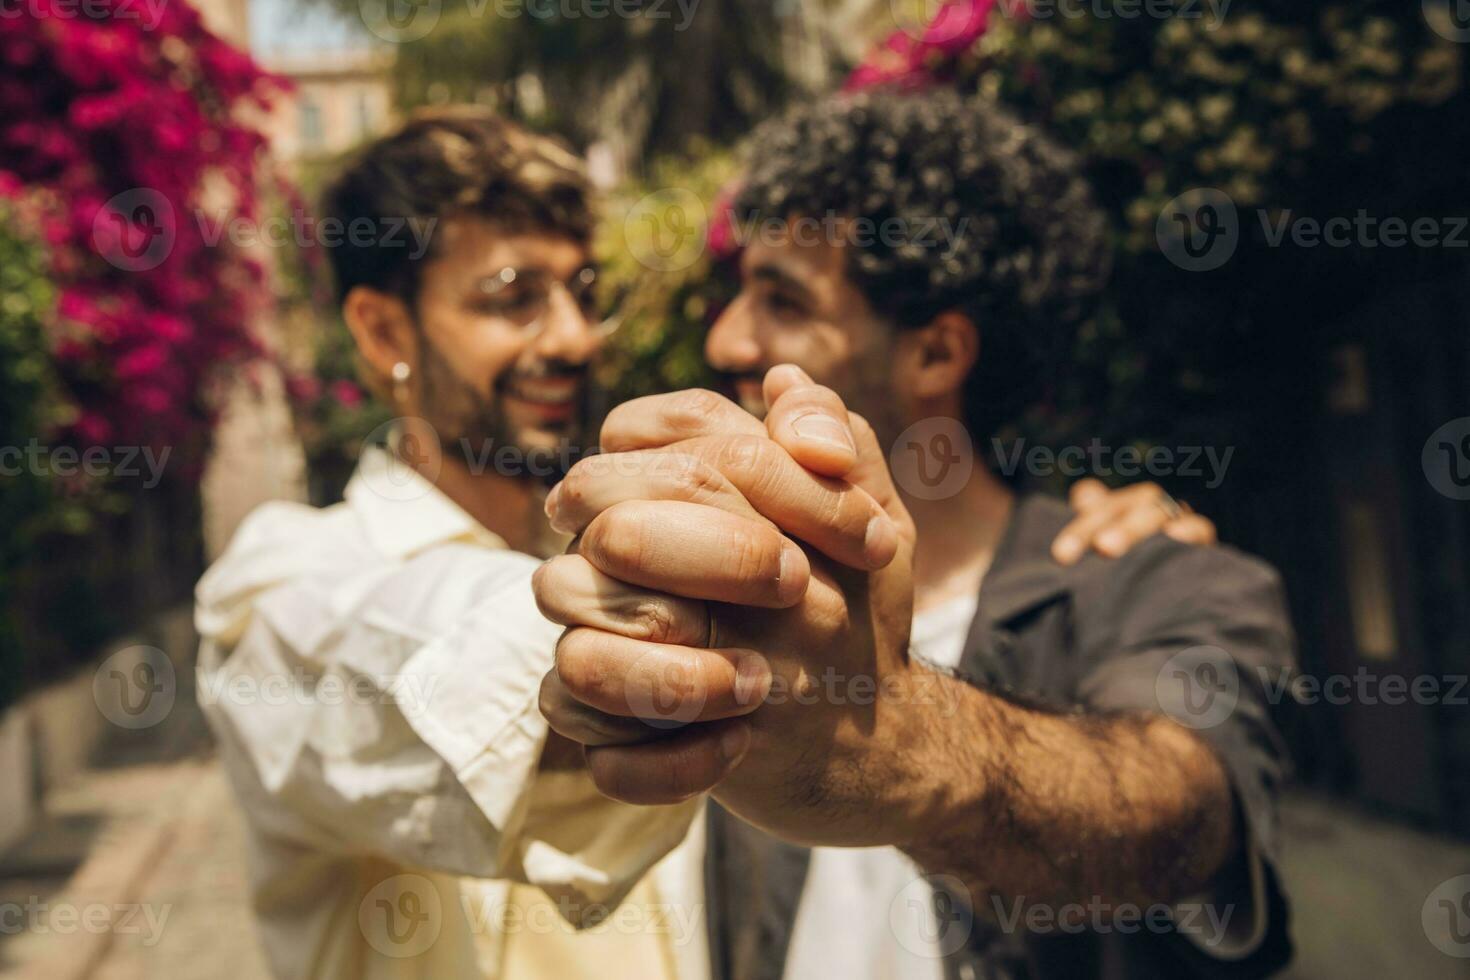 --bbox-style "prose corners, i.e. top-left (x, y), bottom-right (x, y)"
top-left (508, 383), bottom-right (576, 405)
